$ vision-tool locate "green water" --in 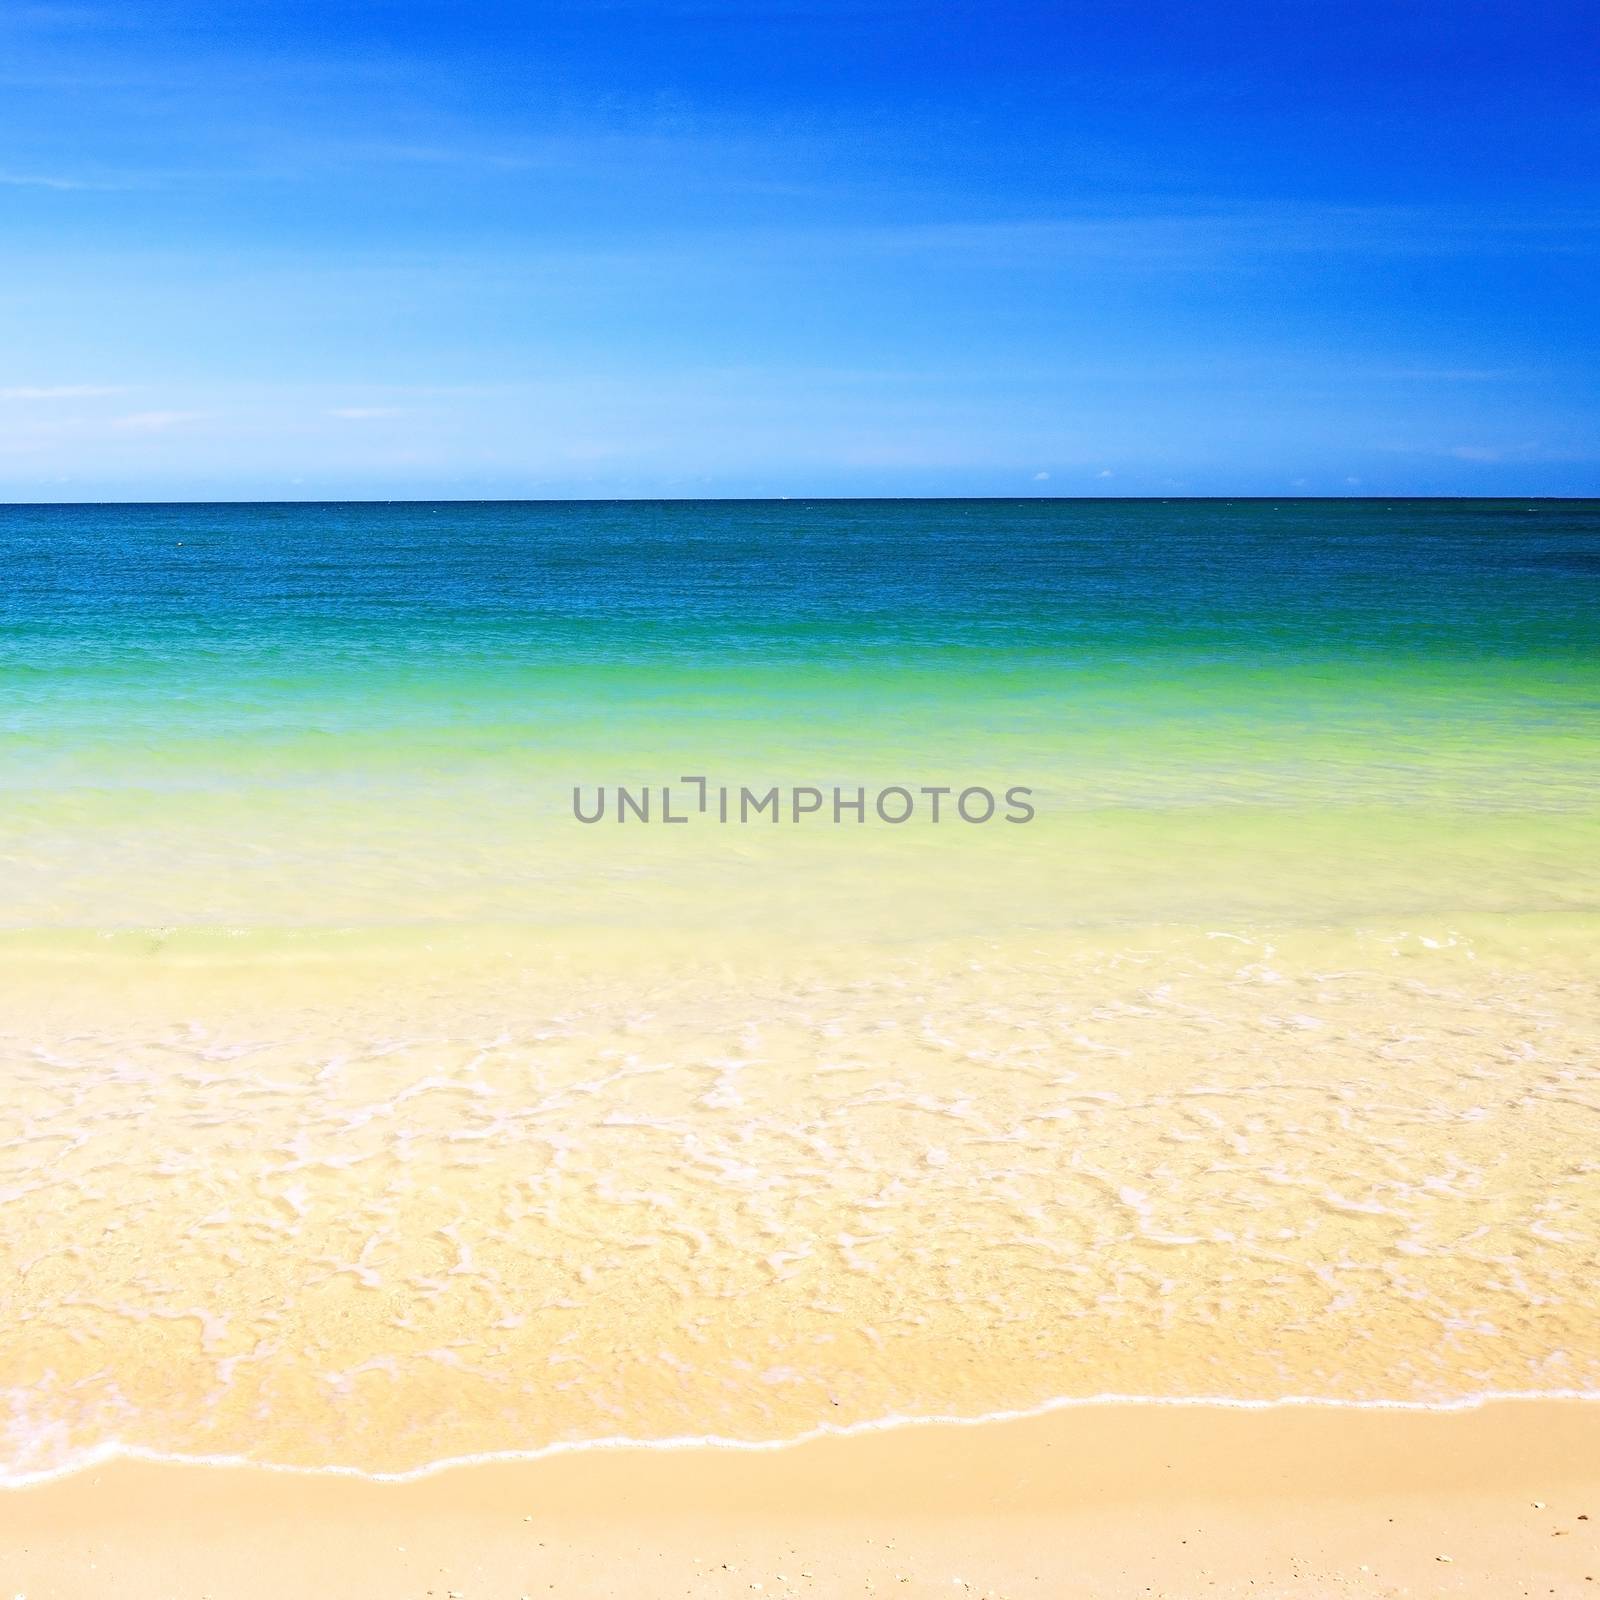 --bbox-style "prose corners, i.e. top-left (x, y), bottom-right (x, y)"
top-left (2, 498), bottom-right (1596, 936)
